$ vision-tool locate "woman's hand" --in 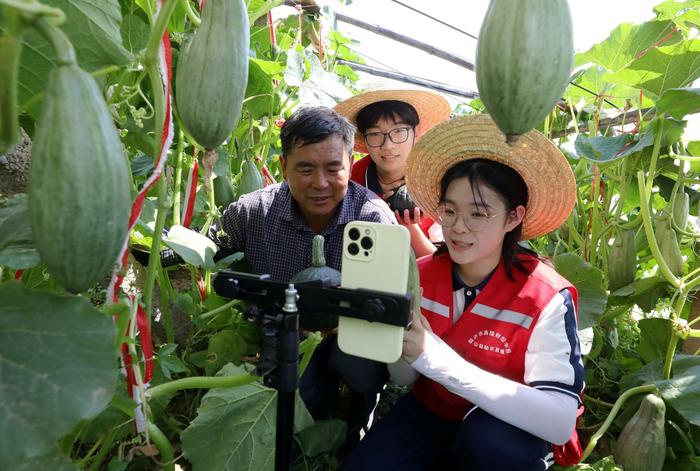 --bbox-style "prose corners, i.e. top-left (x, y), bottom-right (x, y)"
top-left (402, 313), bottom-right (434, 364)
